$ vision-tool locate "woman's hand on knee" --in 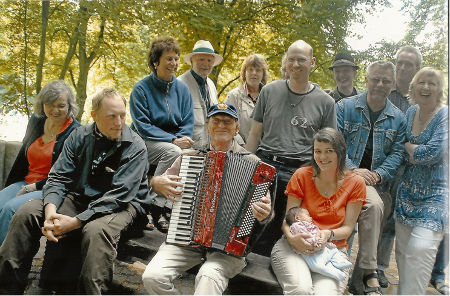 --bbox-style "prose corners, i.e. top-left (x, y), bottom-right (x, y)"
top-left (16, 183), bottom-right (37, 196)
